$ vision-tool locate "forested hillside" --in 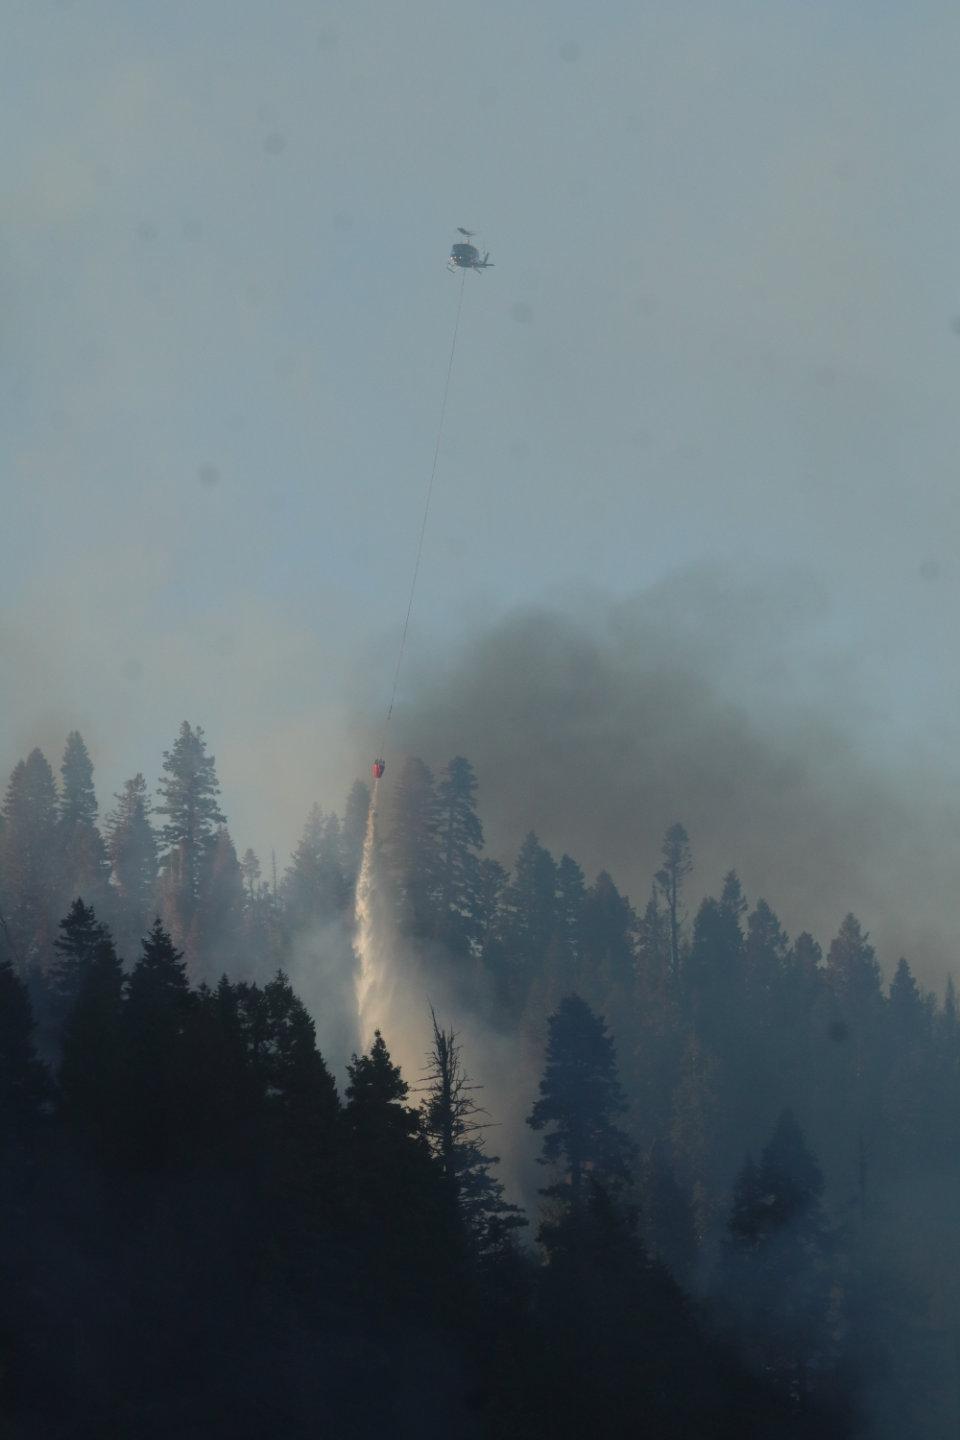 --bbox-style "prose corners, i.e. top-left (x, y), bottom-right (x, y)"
top-left (1, 723), bottom-right (957, 1437)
